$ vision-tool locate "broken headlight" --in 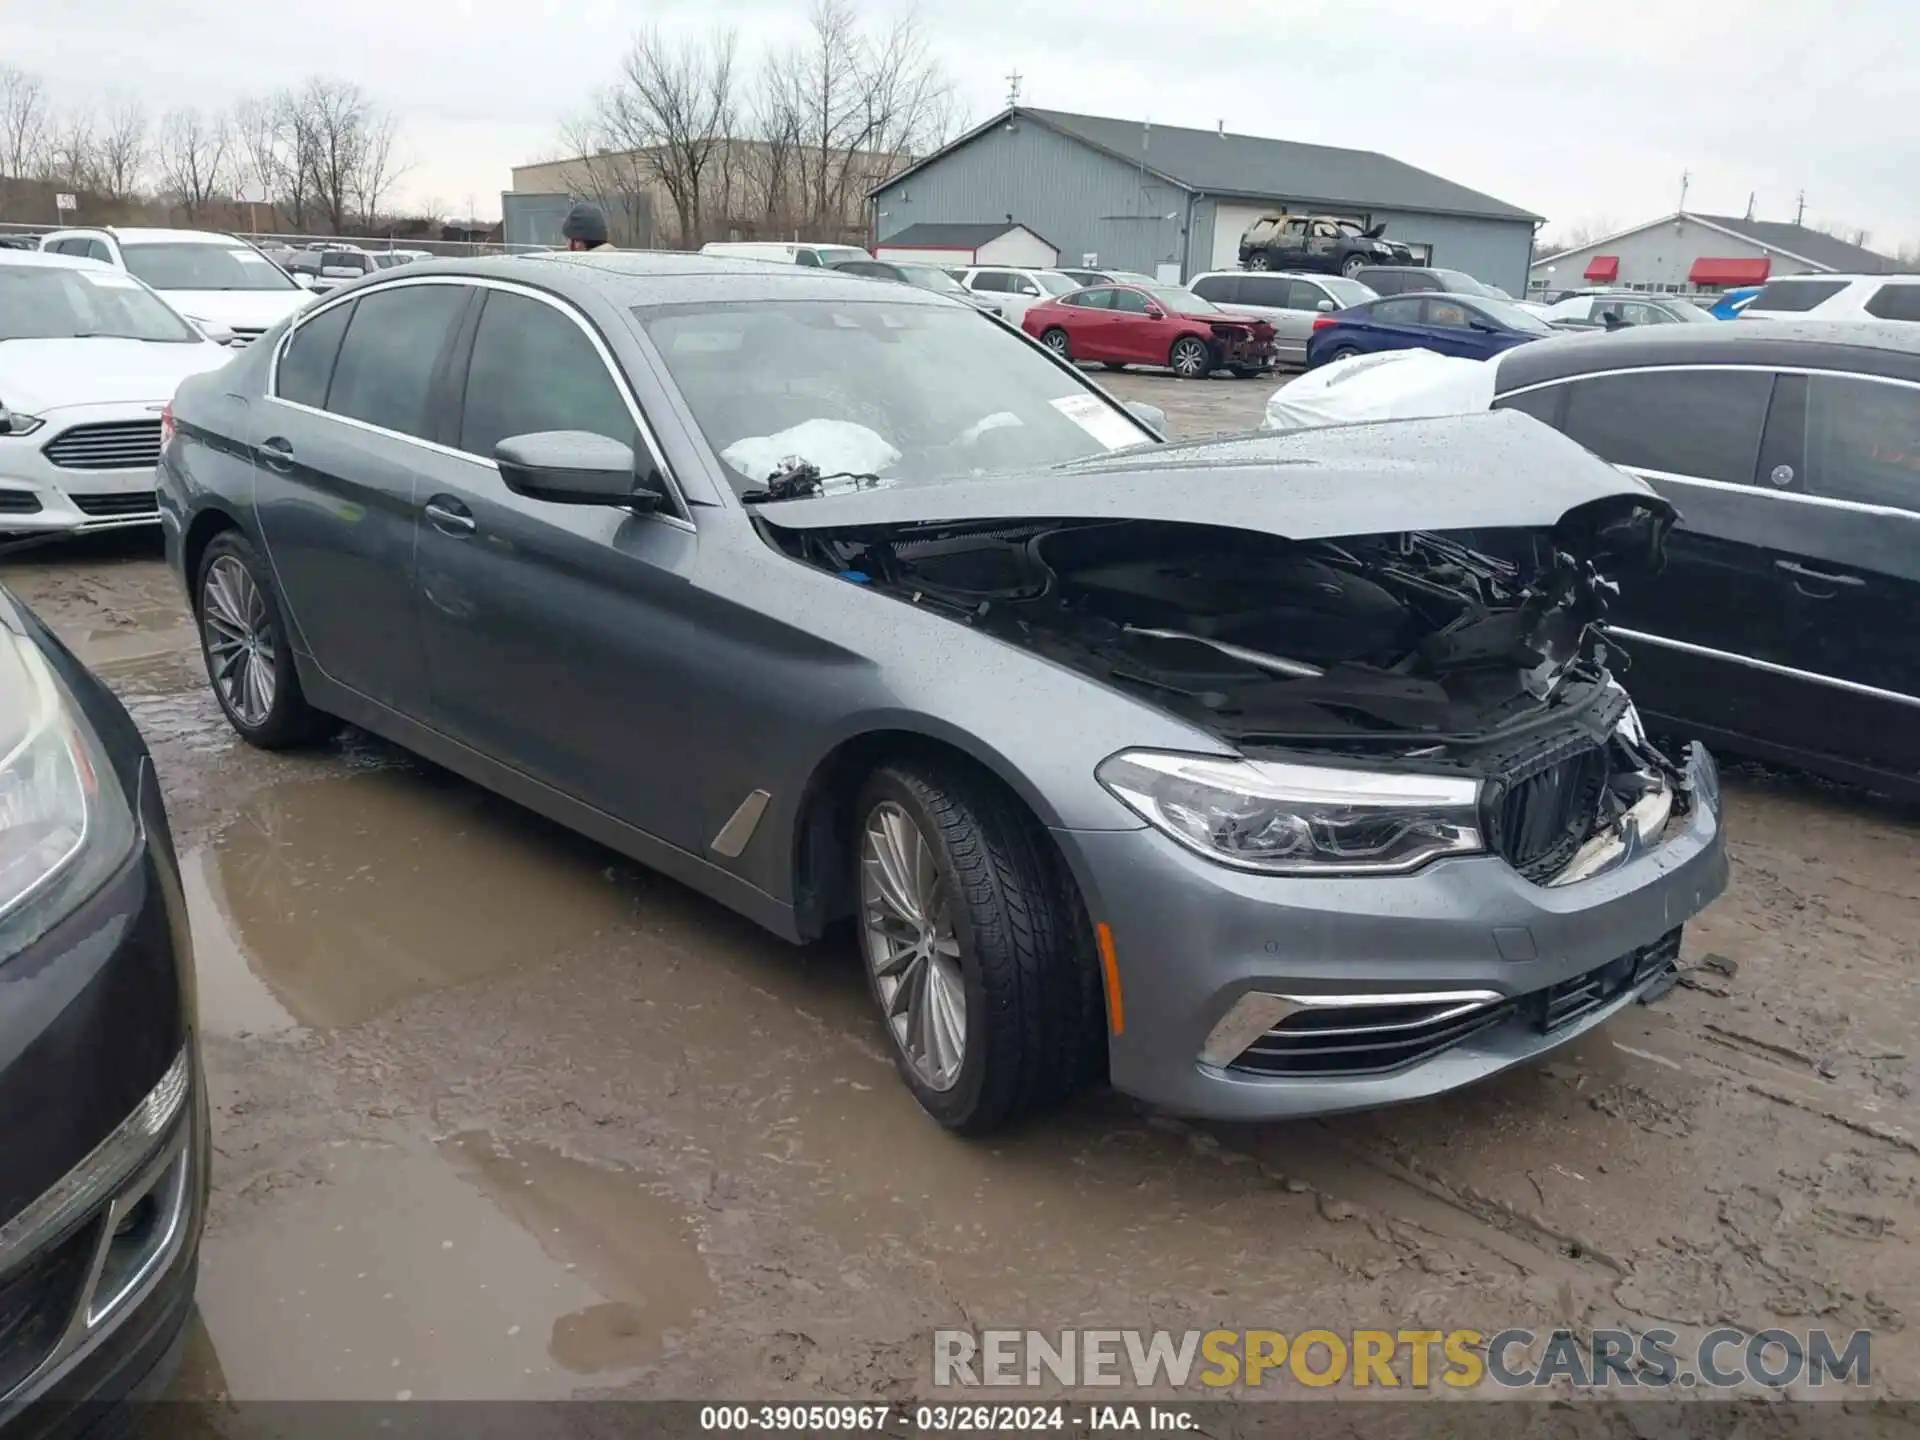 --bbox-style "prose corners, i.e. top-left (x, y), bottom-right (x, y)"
top-left (0, 625), bottom-right (138, 956)
top-left (1097, 751), bottom-right (1484, 876)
